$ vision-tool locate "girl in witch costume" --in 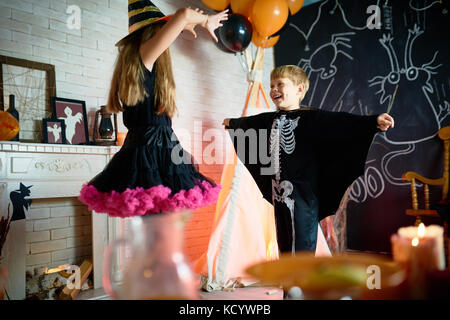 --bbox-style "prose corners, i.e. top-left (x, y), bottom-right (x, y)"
top-left (79, 1), bottom-right (228, 217)
top-left (223, 65), bottom-right (395, 254)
